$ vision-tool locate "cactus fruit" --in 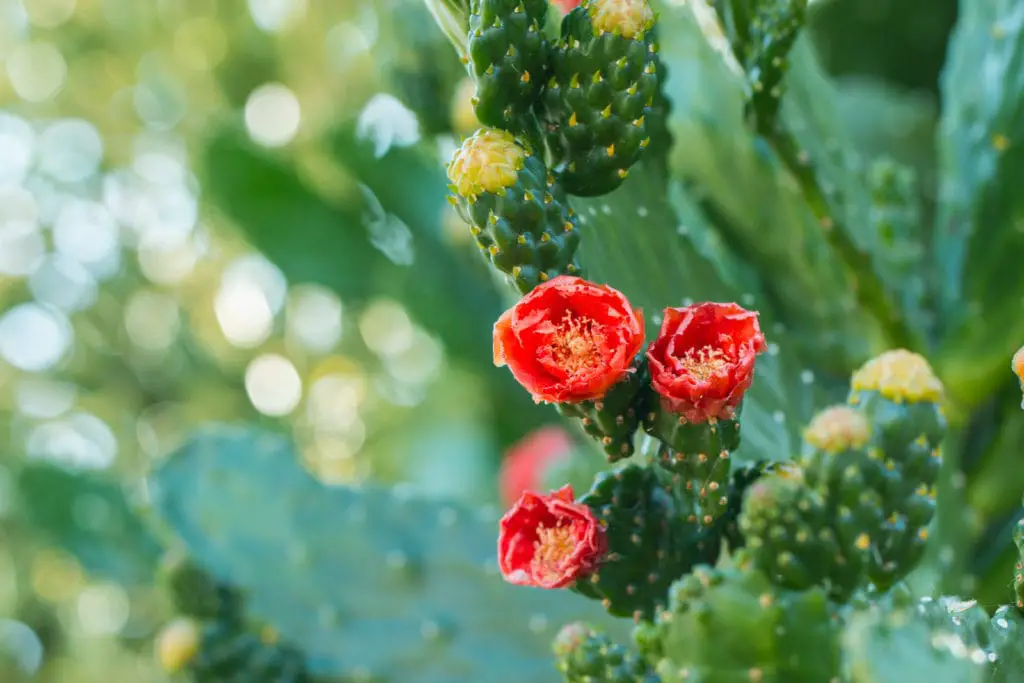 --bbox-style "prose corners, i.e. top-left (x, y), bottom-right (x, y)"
top-left (848, 349), bottom-right (945, 589)
top-left (650, 564), bottom-right (841, 683)
top-left (737, 468), bottom-right (852, 598)
top-left (447, 128), bottom-right (583, 293)
top-left (542, 0), bottom-right (660, 195)
top-left (553, 622), bottom-right (660, 683)
top-left (576, 465), bottom-right (718, 620)
top-left (466, 0), bottom-right (549, 132)
top-left (800, 405), bottom-right (885, 589)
